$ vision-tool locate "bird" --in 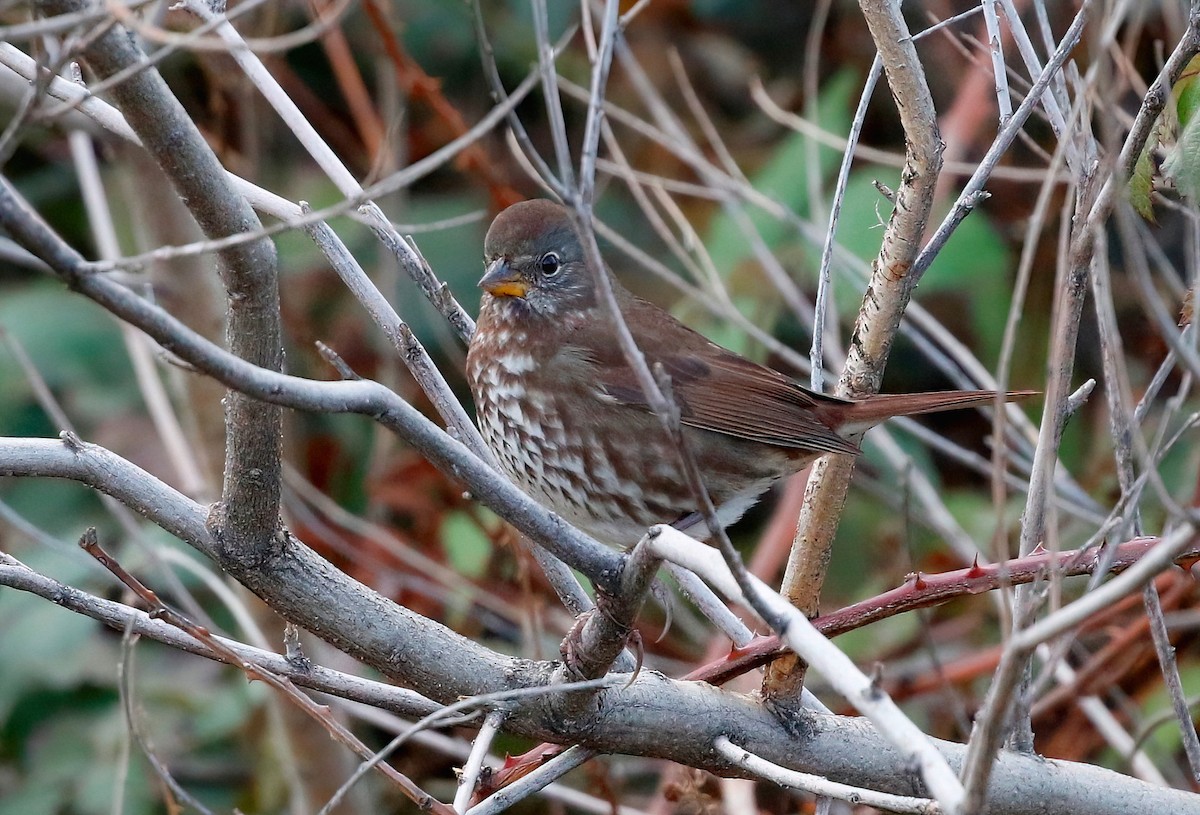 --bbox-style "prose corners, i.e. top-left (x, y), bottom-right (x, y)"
top-left (466, 199), bottom-right (1026, 547)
